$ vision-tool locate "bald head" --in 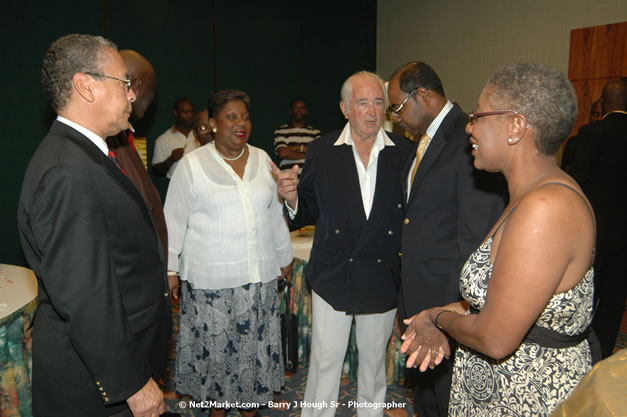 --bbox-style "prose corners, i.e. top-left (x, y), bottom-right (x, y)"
top-left (119, 50), bottom-right (156, 119)
top-left (601, 79), bottom-right (626, 114)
